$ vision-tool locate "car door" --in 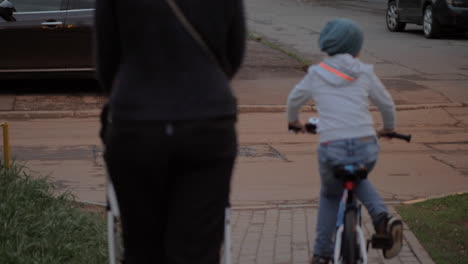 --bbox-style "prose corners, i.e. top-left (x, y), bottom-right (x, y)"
top-left (0, 0), bottom-right (69, 71)
top-left (64, 0), bottom-right (94, 71)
